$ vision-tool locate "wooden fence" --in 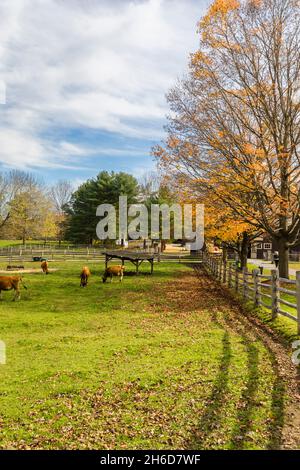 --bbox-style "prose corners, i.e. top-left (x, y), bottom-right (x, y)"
top-left (0, 247), bottom-right (105, 263)
top-left (0, 246), bottom-right (203, 264)
top-left (203, 252), bottom-right (300, 334)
